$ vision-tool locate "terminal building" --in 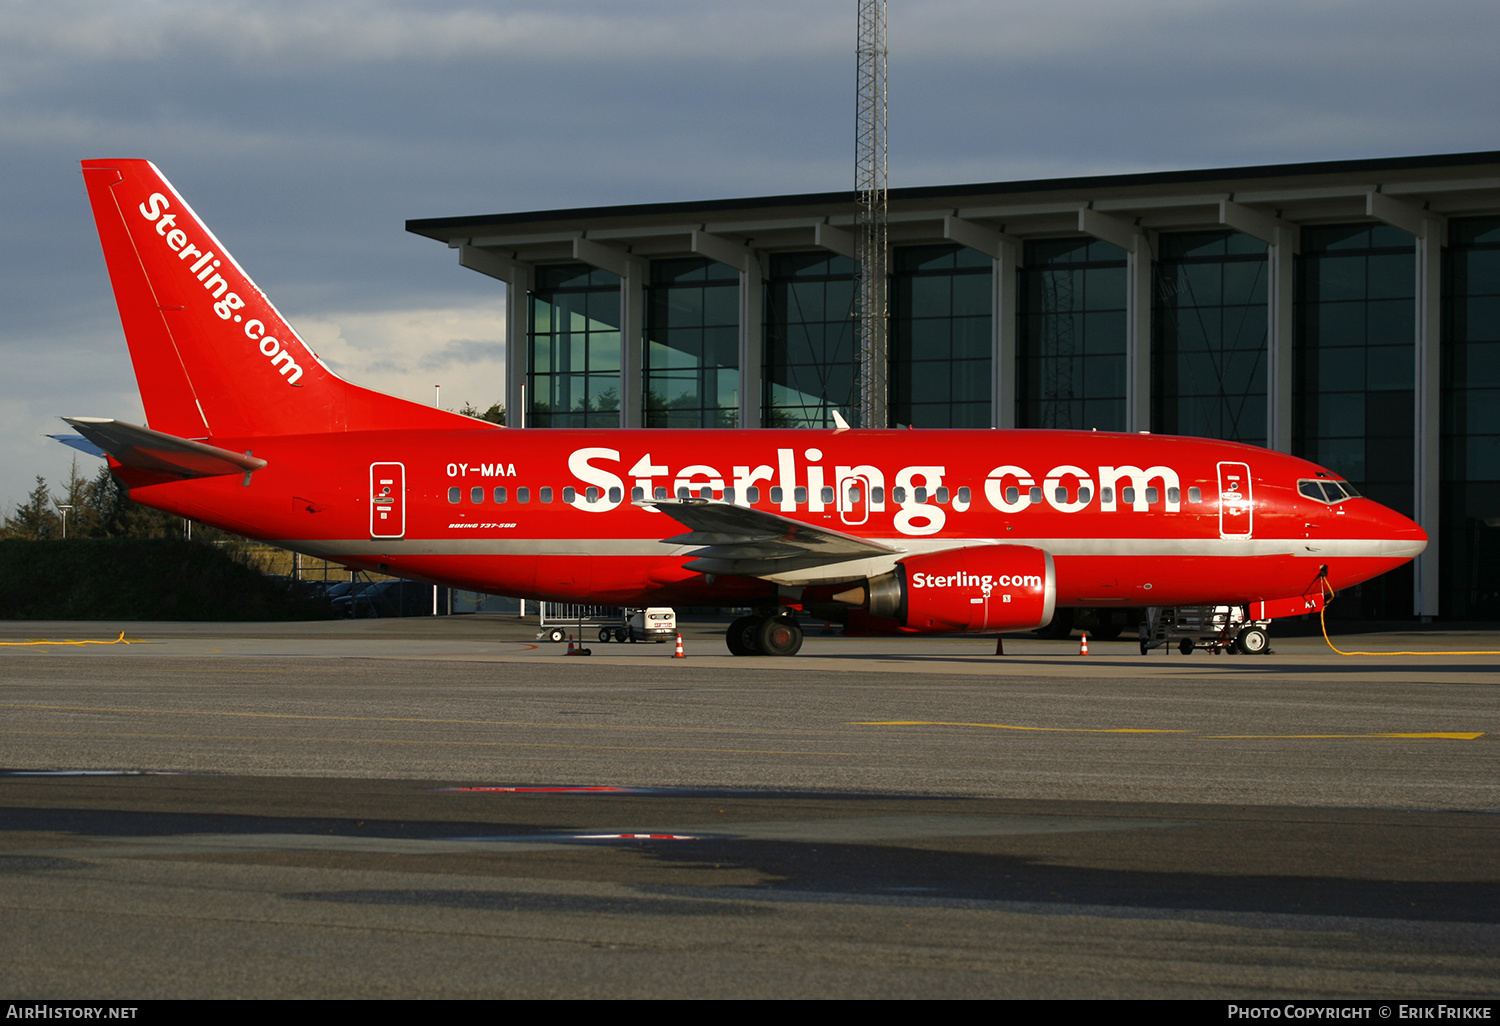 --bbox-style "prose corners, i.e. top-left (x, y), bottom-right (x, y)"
top-left (407, 151), bottom-right (1500, 622)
